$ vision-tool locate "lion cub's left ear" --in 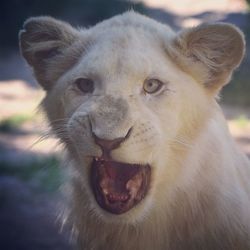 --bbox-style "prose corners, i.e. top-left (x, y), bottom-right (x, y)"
top-left (19, 16), bottom-right (82, 90)
top-left (168, 23), bottom-right (245, 94)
